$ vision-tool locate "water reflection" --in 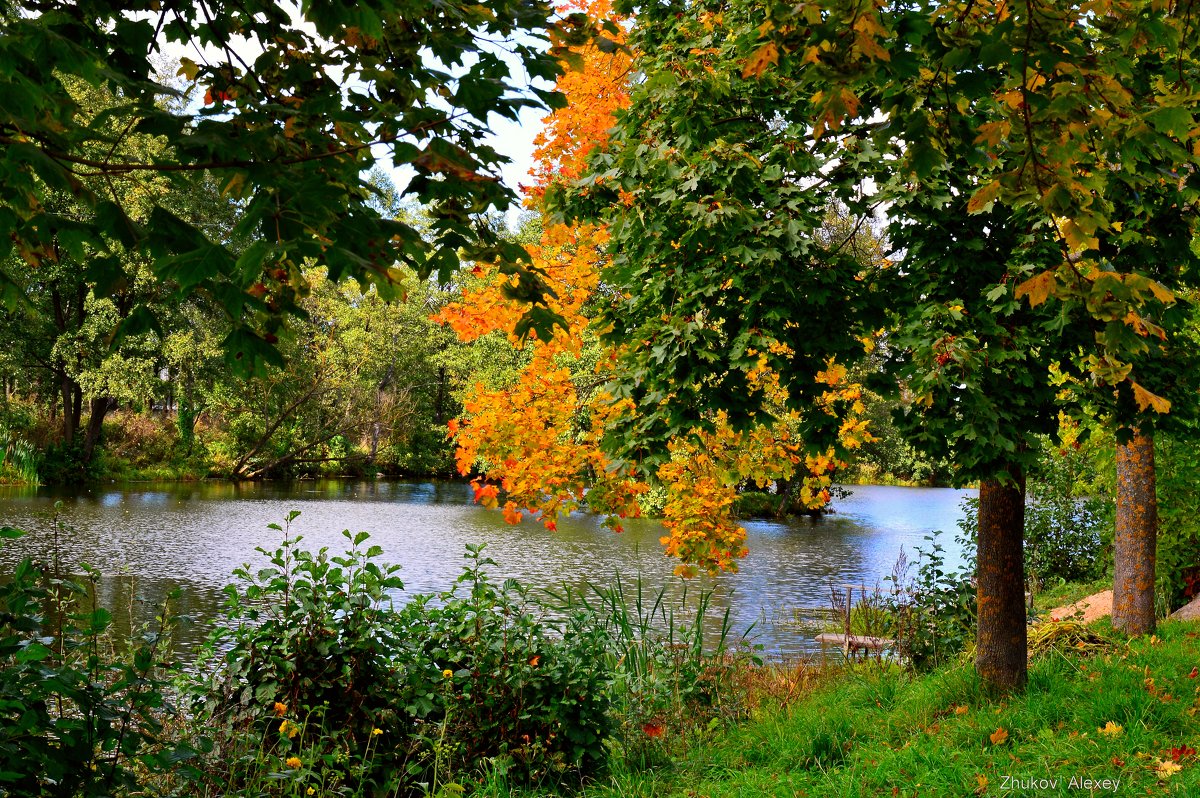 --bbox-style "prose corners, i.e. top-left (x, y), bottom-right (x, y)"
top-left (0, 480), bottom-right (974, 659)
